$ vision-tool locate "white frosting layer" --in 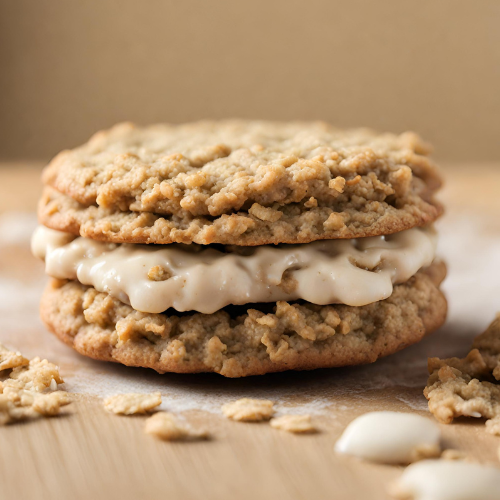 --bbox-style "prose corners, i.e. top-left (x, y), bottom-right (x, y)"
top-left (393, 460), bottom-right (500, 500)
top-left (32, 225), bottom-right (436, 314)
top-left (334, 411), bottom-right (441, 464)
